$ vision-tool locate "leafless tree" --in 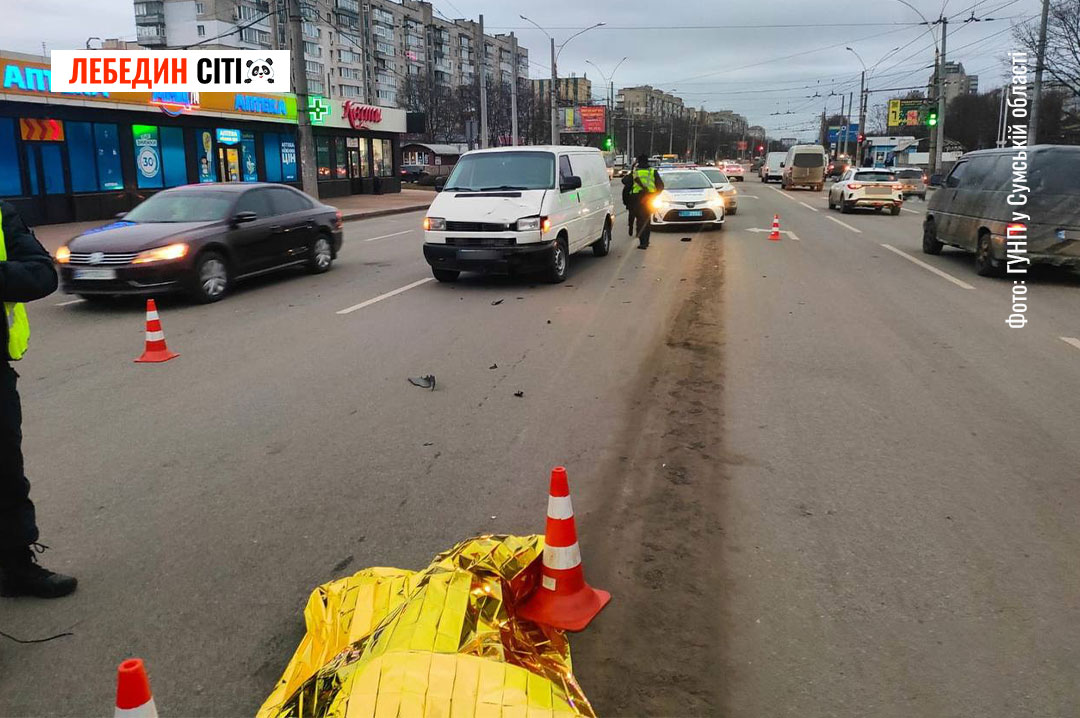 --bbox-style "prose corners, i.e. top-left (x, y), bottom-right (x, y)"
top-left (1015, 0), bottom-right (1080, 99)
